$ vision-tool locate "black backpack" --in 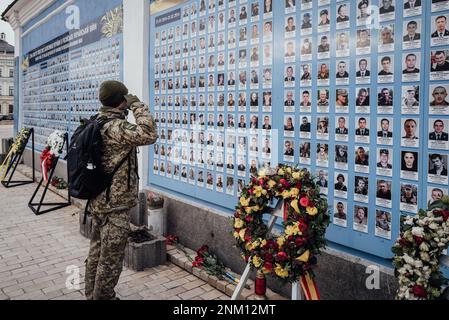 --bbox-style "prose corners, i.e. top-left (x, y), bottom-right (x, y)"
top-left (67, 114), bottom-right (132, 222)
